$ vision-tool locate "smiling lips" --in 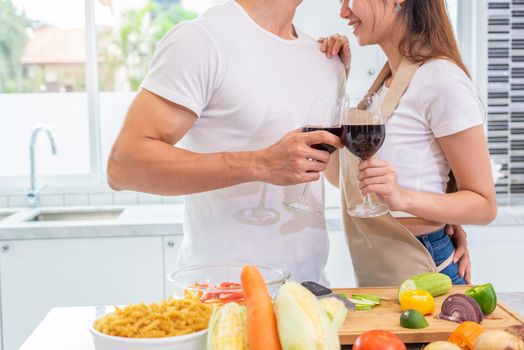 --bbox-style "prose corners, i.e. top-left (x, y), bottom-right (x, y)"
top-left (348, 20), bottom-right (361, 34)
